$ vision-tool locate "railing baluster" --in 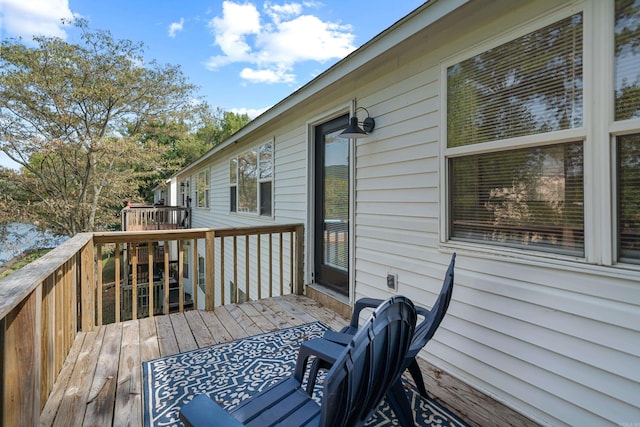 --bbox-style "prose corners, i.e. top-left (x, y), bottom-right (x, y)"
top-left (54, 268), bottom-right (63, 373)
top-left (245, 235), bottom-right (250, 302)
top-left (279, 232), bottom-right (284, 296)
top-left (178, 240), bottom-right (184, 312)
top-left (205, 231), bottom-right (215, 310)
top-left (290, 231), bottom-right (294, 293)
top-left (269, 233), bottom-right (273, 298)
top-left (41, 275), bottom-right (54, 409)
top-left (294, 225), bottom-right (304, 295)
top-left (115, 244), bottom-right (120, 323)
top-left (193, 239), bottom-right (198, 309)
top-left (63, 260), bottom-right (72, 362)
top-left (131, 244), bottom-right (138, 320)
top-left (220, 238), bottom-right (225, 305)
top-left (148, 242), bottom-right (154, 318)
top-left (232, 236), bottom-right (238, 304)
top-left (96, 244), bottom-right (103, 326)
top-left (257, 233), bottom-right (262, 300)
top-left (163, 240), bottom-right (169, 315)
